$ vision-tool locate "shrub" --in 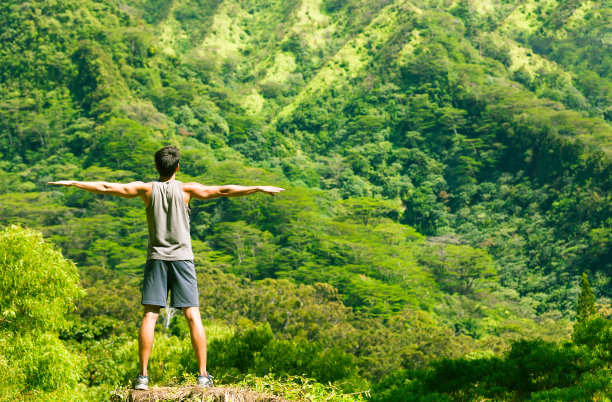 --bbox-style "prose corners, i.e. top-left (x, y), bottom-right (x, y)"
top-left (0, 225), bottom-right (85, 397)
